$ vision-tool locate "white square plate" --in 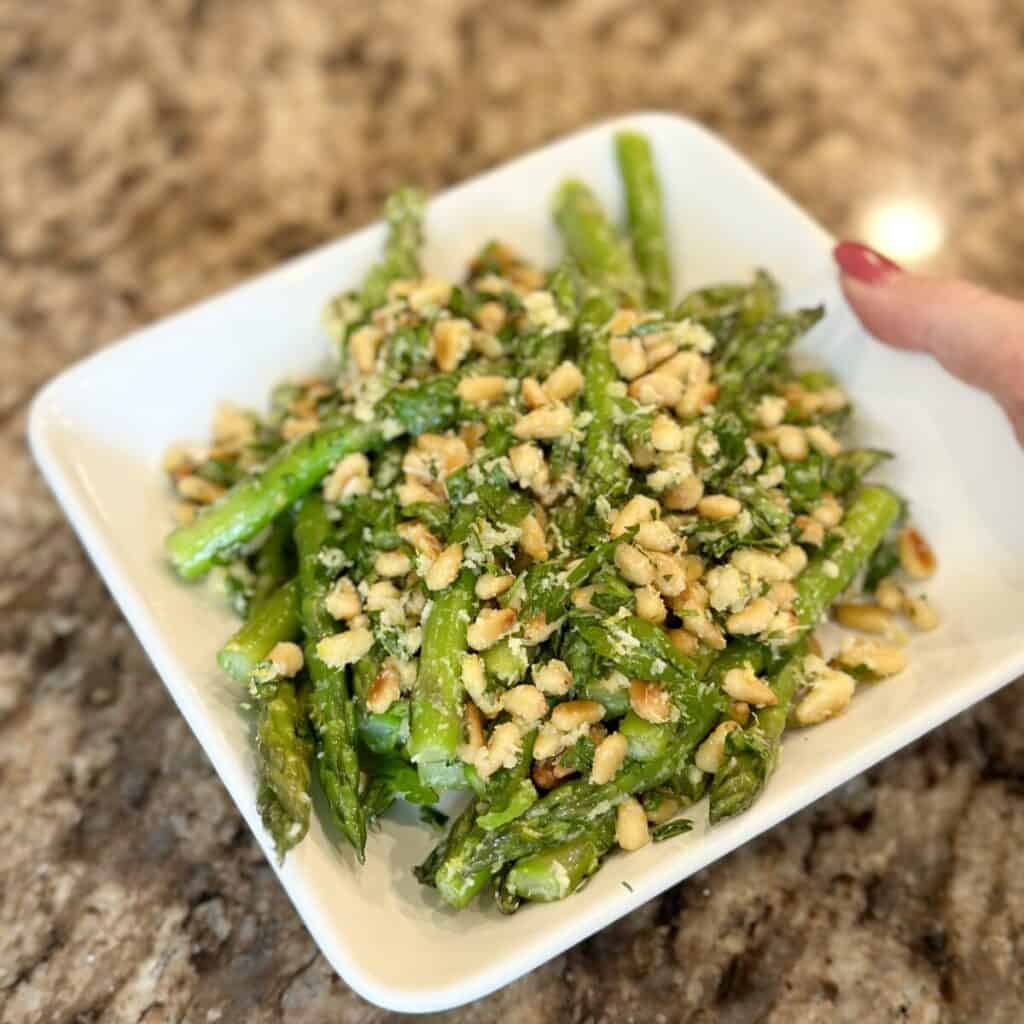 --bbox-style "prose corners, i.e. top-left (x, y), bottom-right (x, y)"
top-left (29, 113), bottom-right (1024, 1013)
